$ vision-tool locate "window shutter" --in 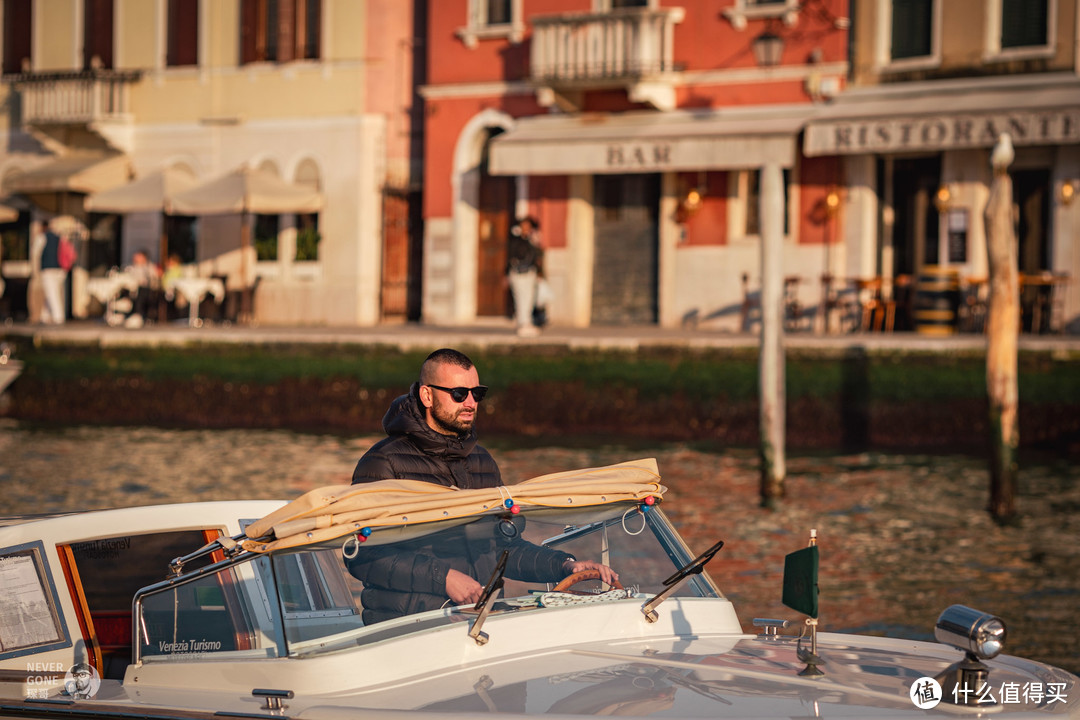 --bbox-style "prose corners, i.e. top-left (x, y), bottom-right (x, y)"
top-left (299, 0), bottom-right (321, 59)
top-left (891, 0), bottom-right (932, 60)
top-left (240, 0), bottom-right (259, 64)
top-left (83, 0), bottom-right (115, 70)
top-left (1001, 0), bottom-right (1047, 48)
top-left (276, 0), bottom-right (296, 63)
top-left (167, 0), bottom-right (199, 67)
